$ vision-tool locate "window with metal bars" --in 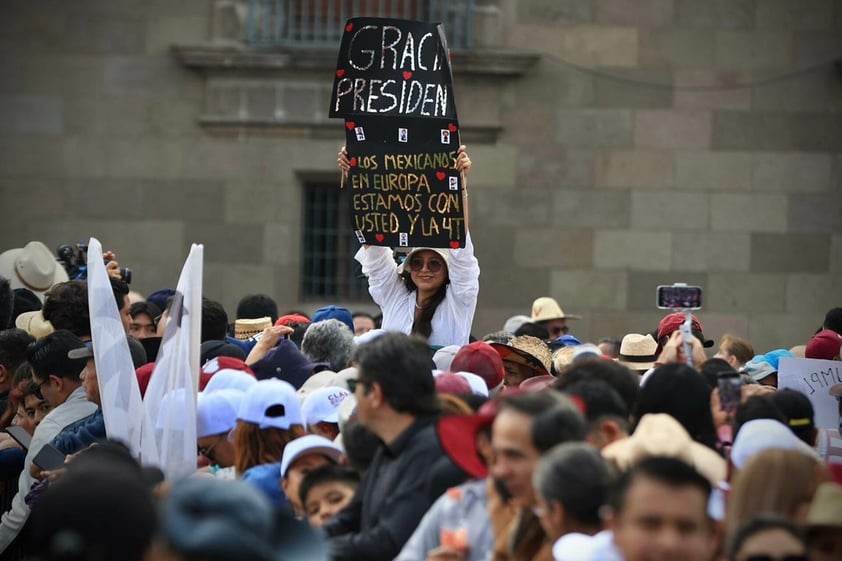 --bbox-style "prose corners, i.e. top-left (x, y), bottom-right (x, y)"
top-left (300, 182), bottom-right (371, 301)
top-left (247, 0), bottom-right (474, 49)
